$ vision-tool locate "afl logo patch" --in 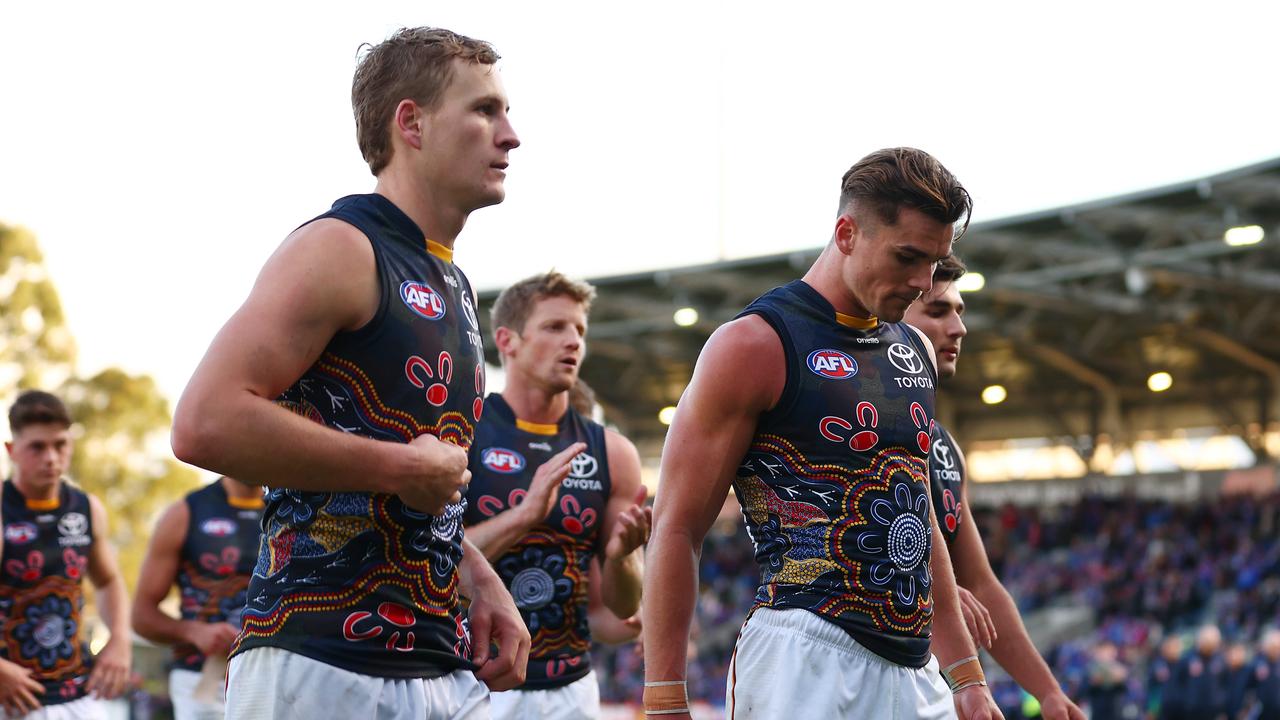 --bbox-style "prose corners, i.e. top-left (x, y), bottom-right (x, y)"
top-left (400, 281), bottom-right (446, 320)
top-left (4, 522), bottom-right (38, 545)
top-left (806, 349), bottom-right (858, 379)
top-left (482, 448), bottom-right (526, 475)
top-left (201, 518), bottom-right (237, 537)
